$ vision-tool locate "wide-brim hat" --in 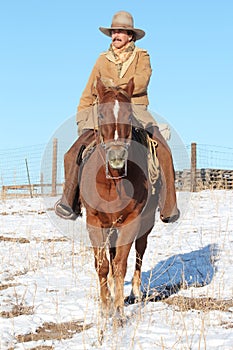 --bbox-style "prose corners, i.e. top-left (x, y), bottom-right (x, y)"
top-left (99, 11), bottom-right (145, 41)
